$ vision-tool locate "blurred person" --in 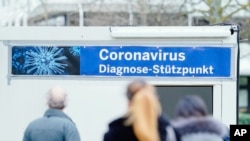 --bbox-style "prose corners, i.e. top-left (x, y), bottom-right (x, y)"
top-left (103, 79), bottom-right (178, 141)
top-left (23, 86), bottom-right (81, 141)
top-left (172, 95), bottom-right (229, 141)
